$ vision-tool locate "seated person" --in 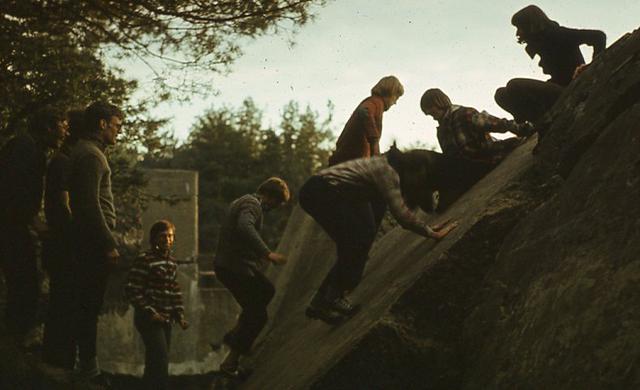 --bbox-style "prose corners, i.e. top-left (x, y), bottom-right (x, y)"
top-left (420, 88), bottom-right (532, 165)
top-left (494, 5), bottom-right (606, 134)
